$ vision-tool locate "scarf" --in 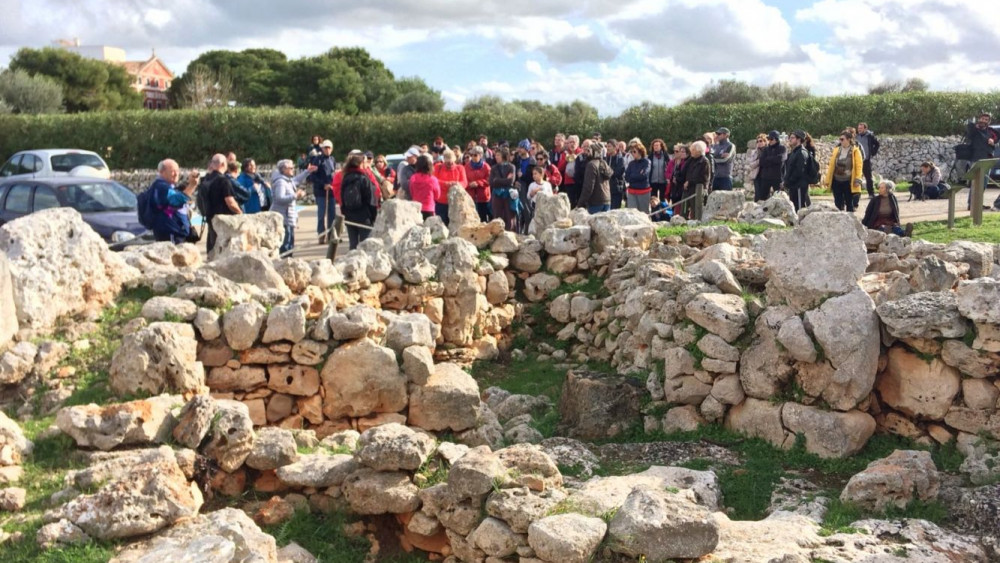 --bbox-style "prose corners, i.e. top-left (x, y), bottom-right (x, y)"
top-left (469, 159), bottom-right (485, 170)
